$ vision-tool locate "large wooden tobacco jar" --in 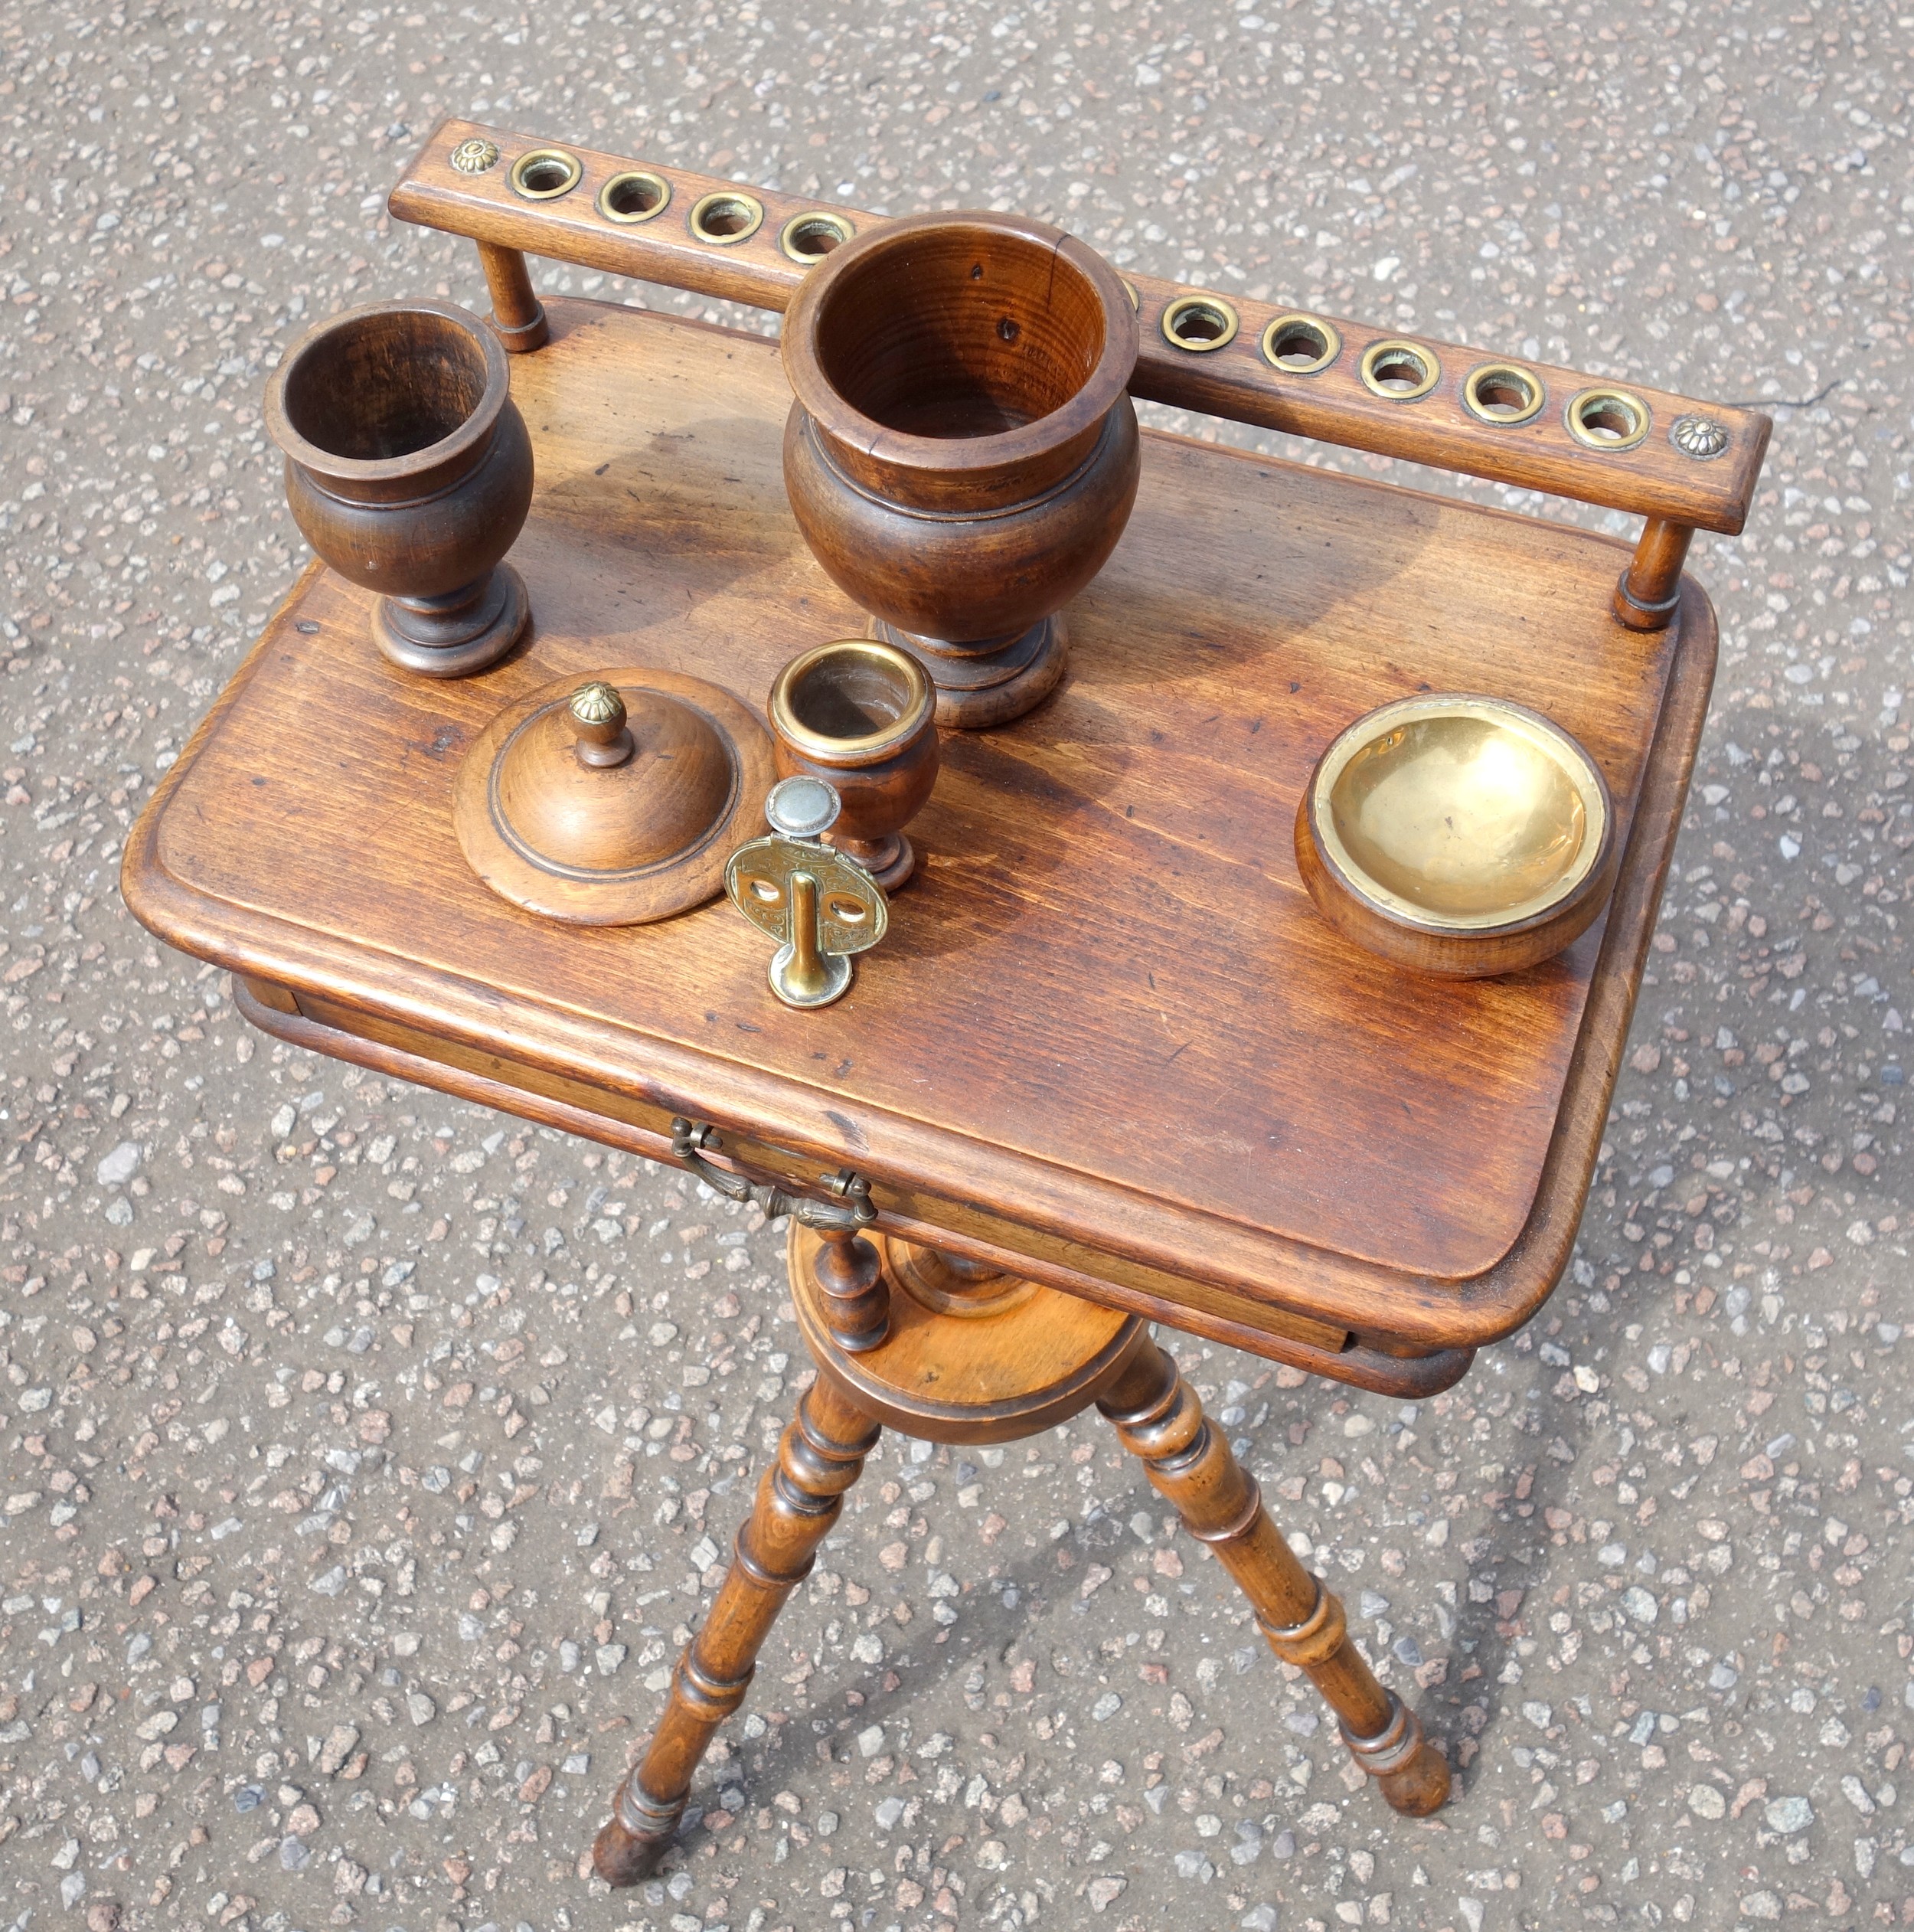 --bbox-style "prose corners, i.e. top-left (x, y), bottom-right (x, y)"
top-left (780, 211), bottom-right (1141, 727)
top-left (122, 116), bottom-right (1775, 1893)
